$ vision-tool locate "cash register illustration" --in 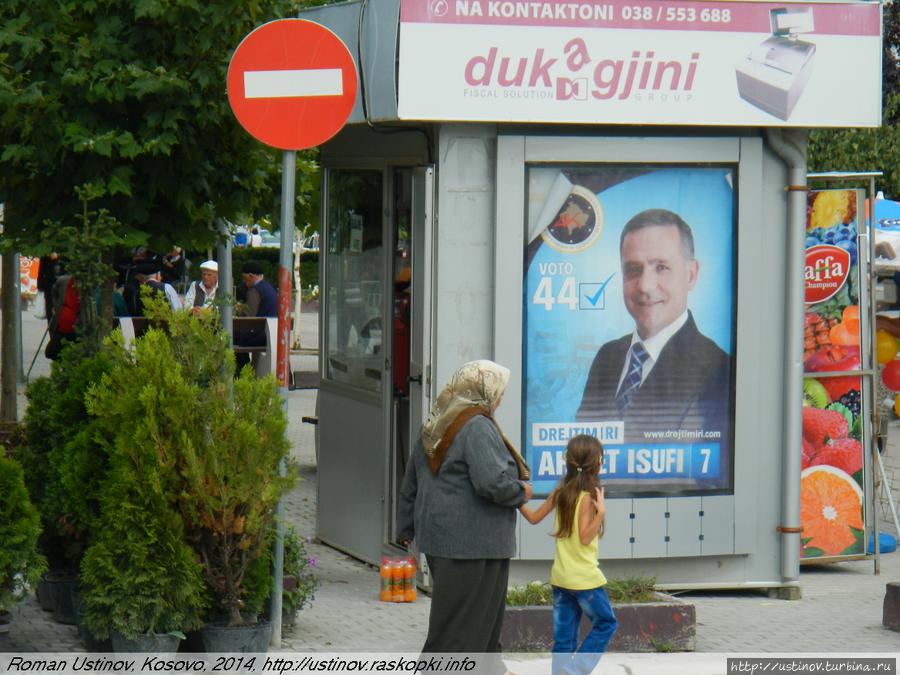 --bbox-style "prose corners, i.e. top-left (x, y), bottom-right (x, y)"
top-left (735, 7), bottom-right (816, 121)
